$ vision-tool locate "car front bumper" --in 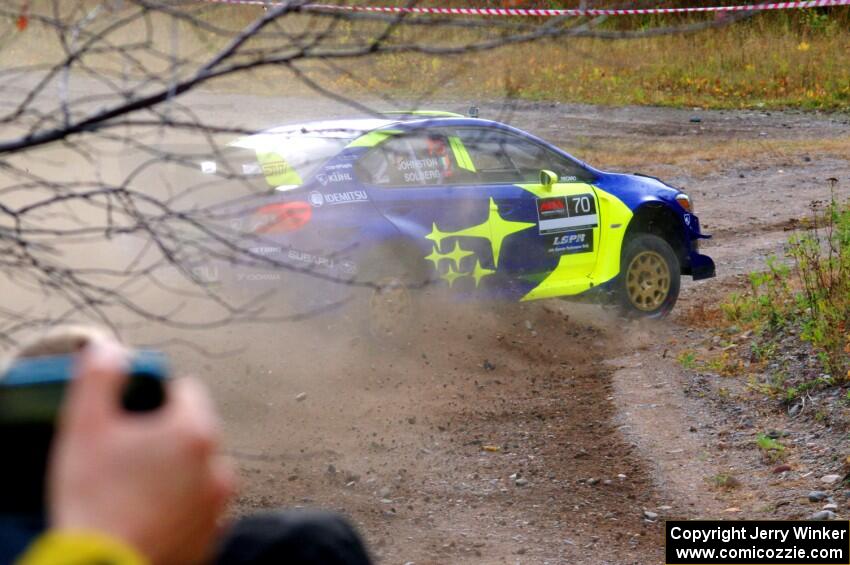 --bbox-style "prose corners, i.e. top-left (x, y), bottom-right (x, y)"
top-left (689, 252), bottom-right (716, 280)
